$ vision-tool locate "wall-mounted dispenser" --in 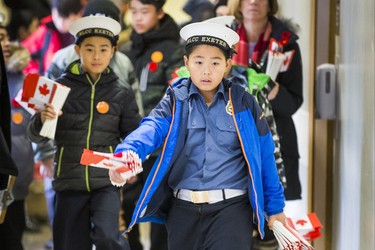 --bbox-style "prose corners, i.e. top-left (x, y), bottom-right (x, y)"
top-left (315, 64), bottom-right (337, 120)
